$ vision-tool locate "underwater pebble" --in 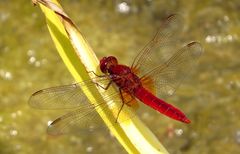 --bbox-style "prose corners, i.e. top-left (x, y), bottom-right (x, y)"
top-left (3, 46), bottom-right (9, 53)
top-left (226, 80), bottom-right (240, 90)
top-left (86, 146), bottom-right (93, 153)
top-left (116, 2), bottom-right (130, 14)
top-left (205, 34), bottom-right (236, 44)
top-left (34, 61), bottom-right (41, 67)
top-left (27, 49), bottom-right (47, 67)
top-left (10, 129), bottom-right (18, 136)
top-left (0, 69), bottom-right (13, 80)
top-left (174, 128), bottom-right (183, 136)
top-left (27, 49), bottom-right (35, 56)
top-left (11, 112), bottom-right (17, 119)
top-left (235, 130), bottom-right (240, 144)
top-left (0, 12), bottom-right (10, 22)
top-left (29, 56), bottom-right (36, 64)
top-left (17, 110), bottom-right (22, 116)
top-left (10, 111), bottom-right (22, 119)
top-left (15, 144), bottom-right (21, 150)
